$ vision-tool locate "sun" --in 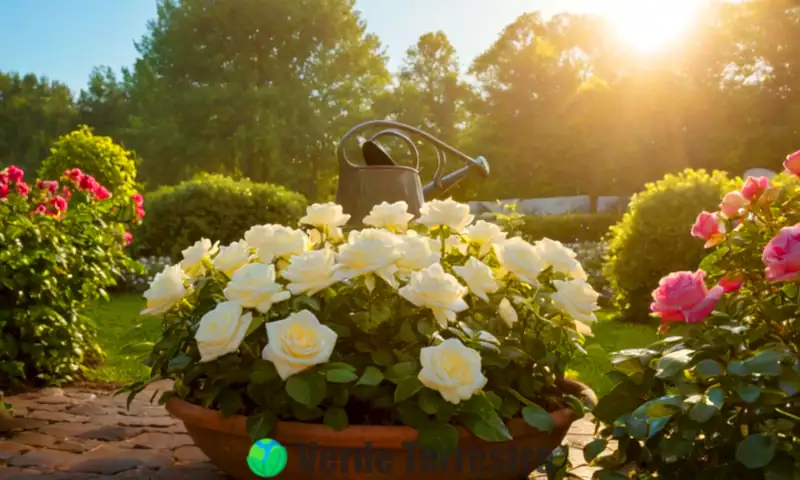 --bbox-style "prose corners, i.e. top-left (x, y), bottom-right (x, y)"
top-left (602, 0), bottom-right (702, 52)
